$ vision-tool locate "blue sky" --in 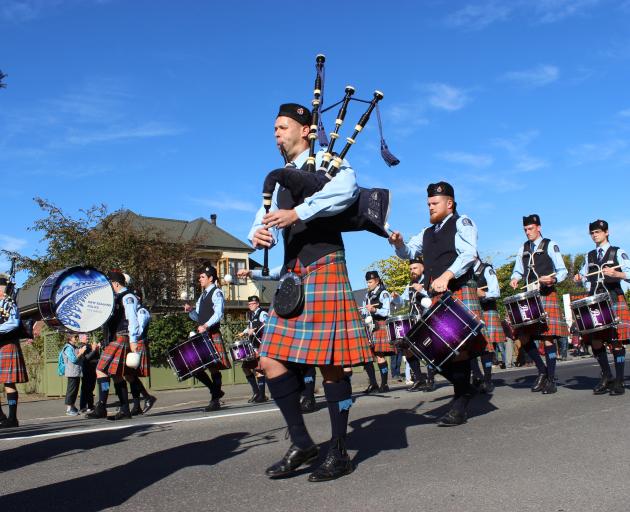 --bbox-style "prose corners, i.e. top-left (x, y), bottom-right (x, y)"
top-left (2, 0), bottom-right (630, 289)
